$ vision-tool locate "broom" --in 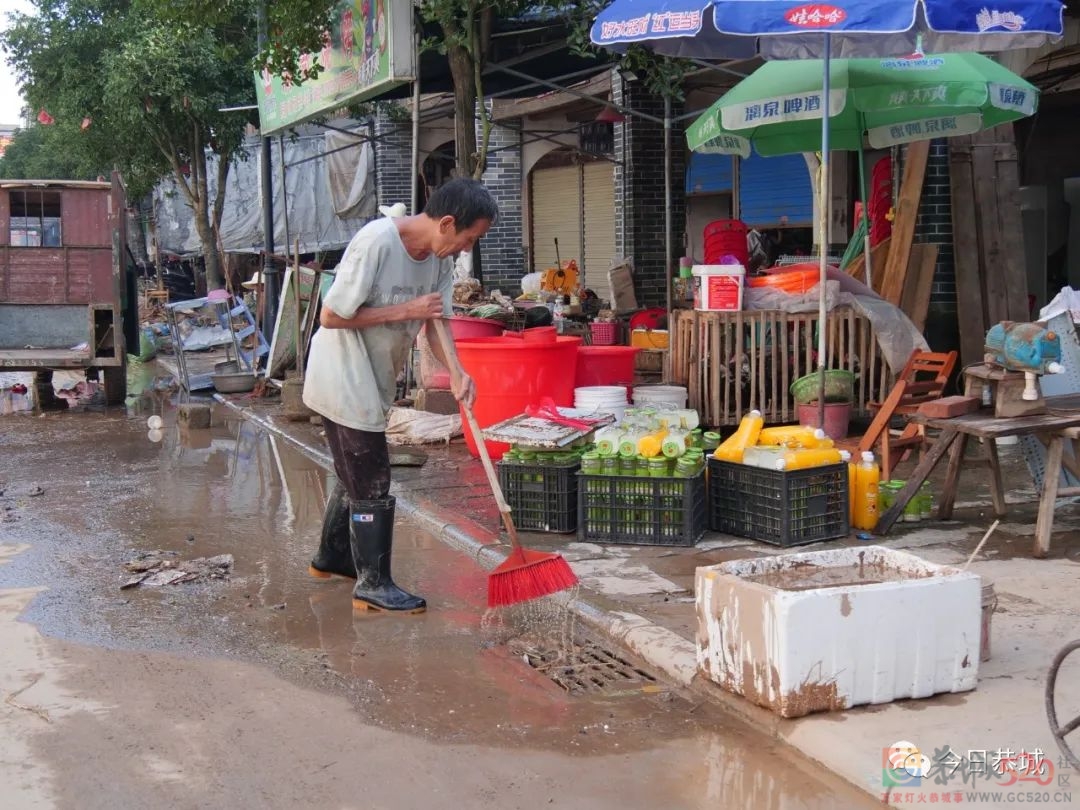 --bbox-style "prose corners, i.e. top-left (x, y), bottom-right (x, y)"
top-left (432, 319), bottom-right (578, 607)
